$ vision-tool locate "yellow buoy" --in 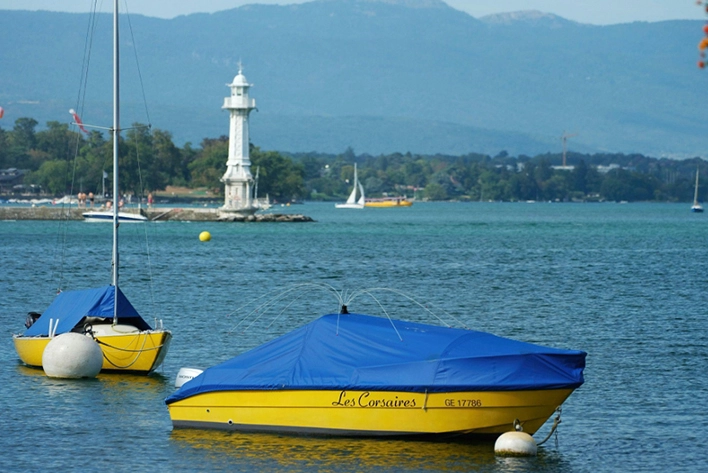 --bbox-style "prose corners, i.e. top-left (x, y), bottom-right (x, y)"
top-left (199, 231), bottom-right (211, 242)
